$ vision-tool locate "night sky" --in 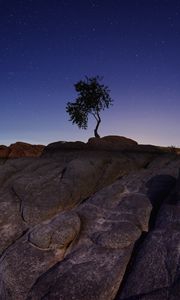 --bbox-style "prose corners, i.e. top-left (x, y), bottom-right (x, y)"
top-left (1, 0), bottom-right (180, 146)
